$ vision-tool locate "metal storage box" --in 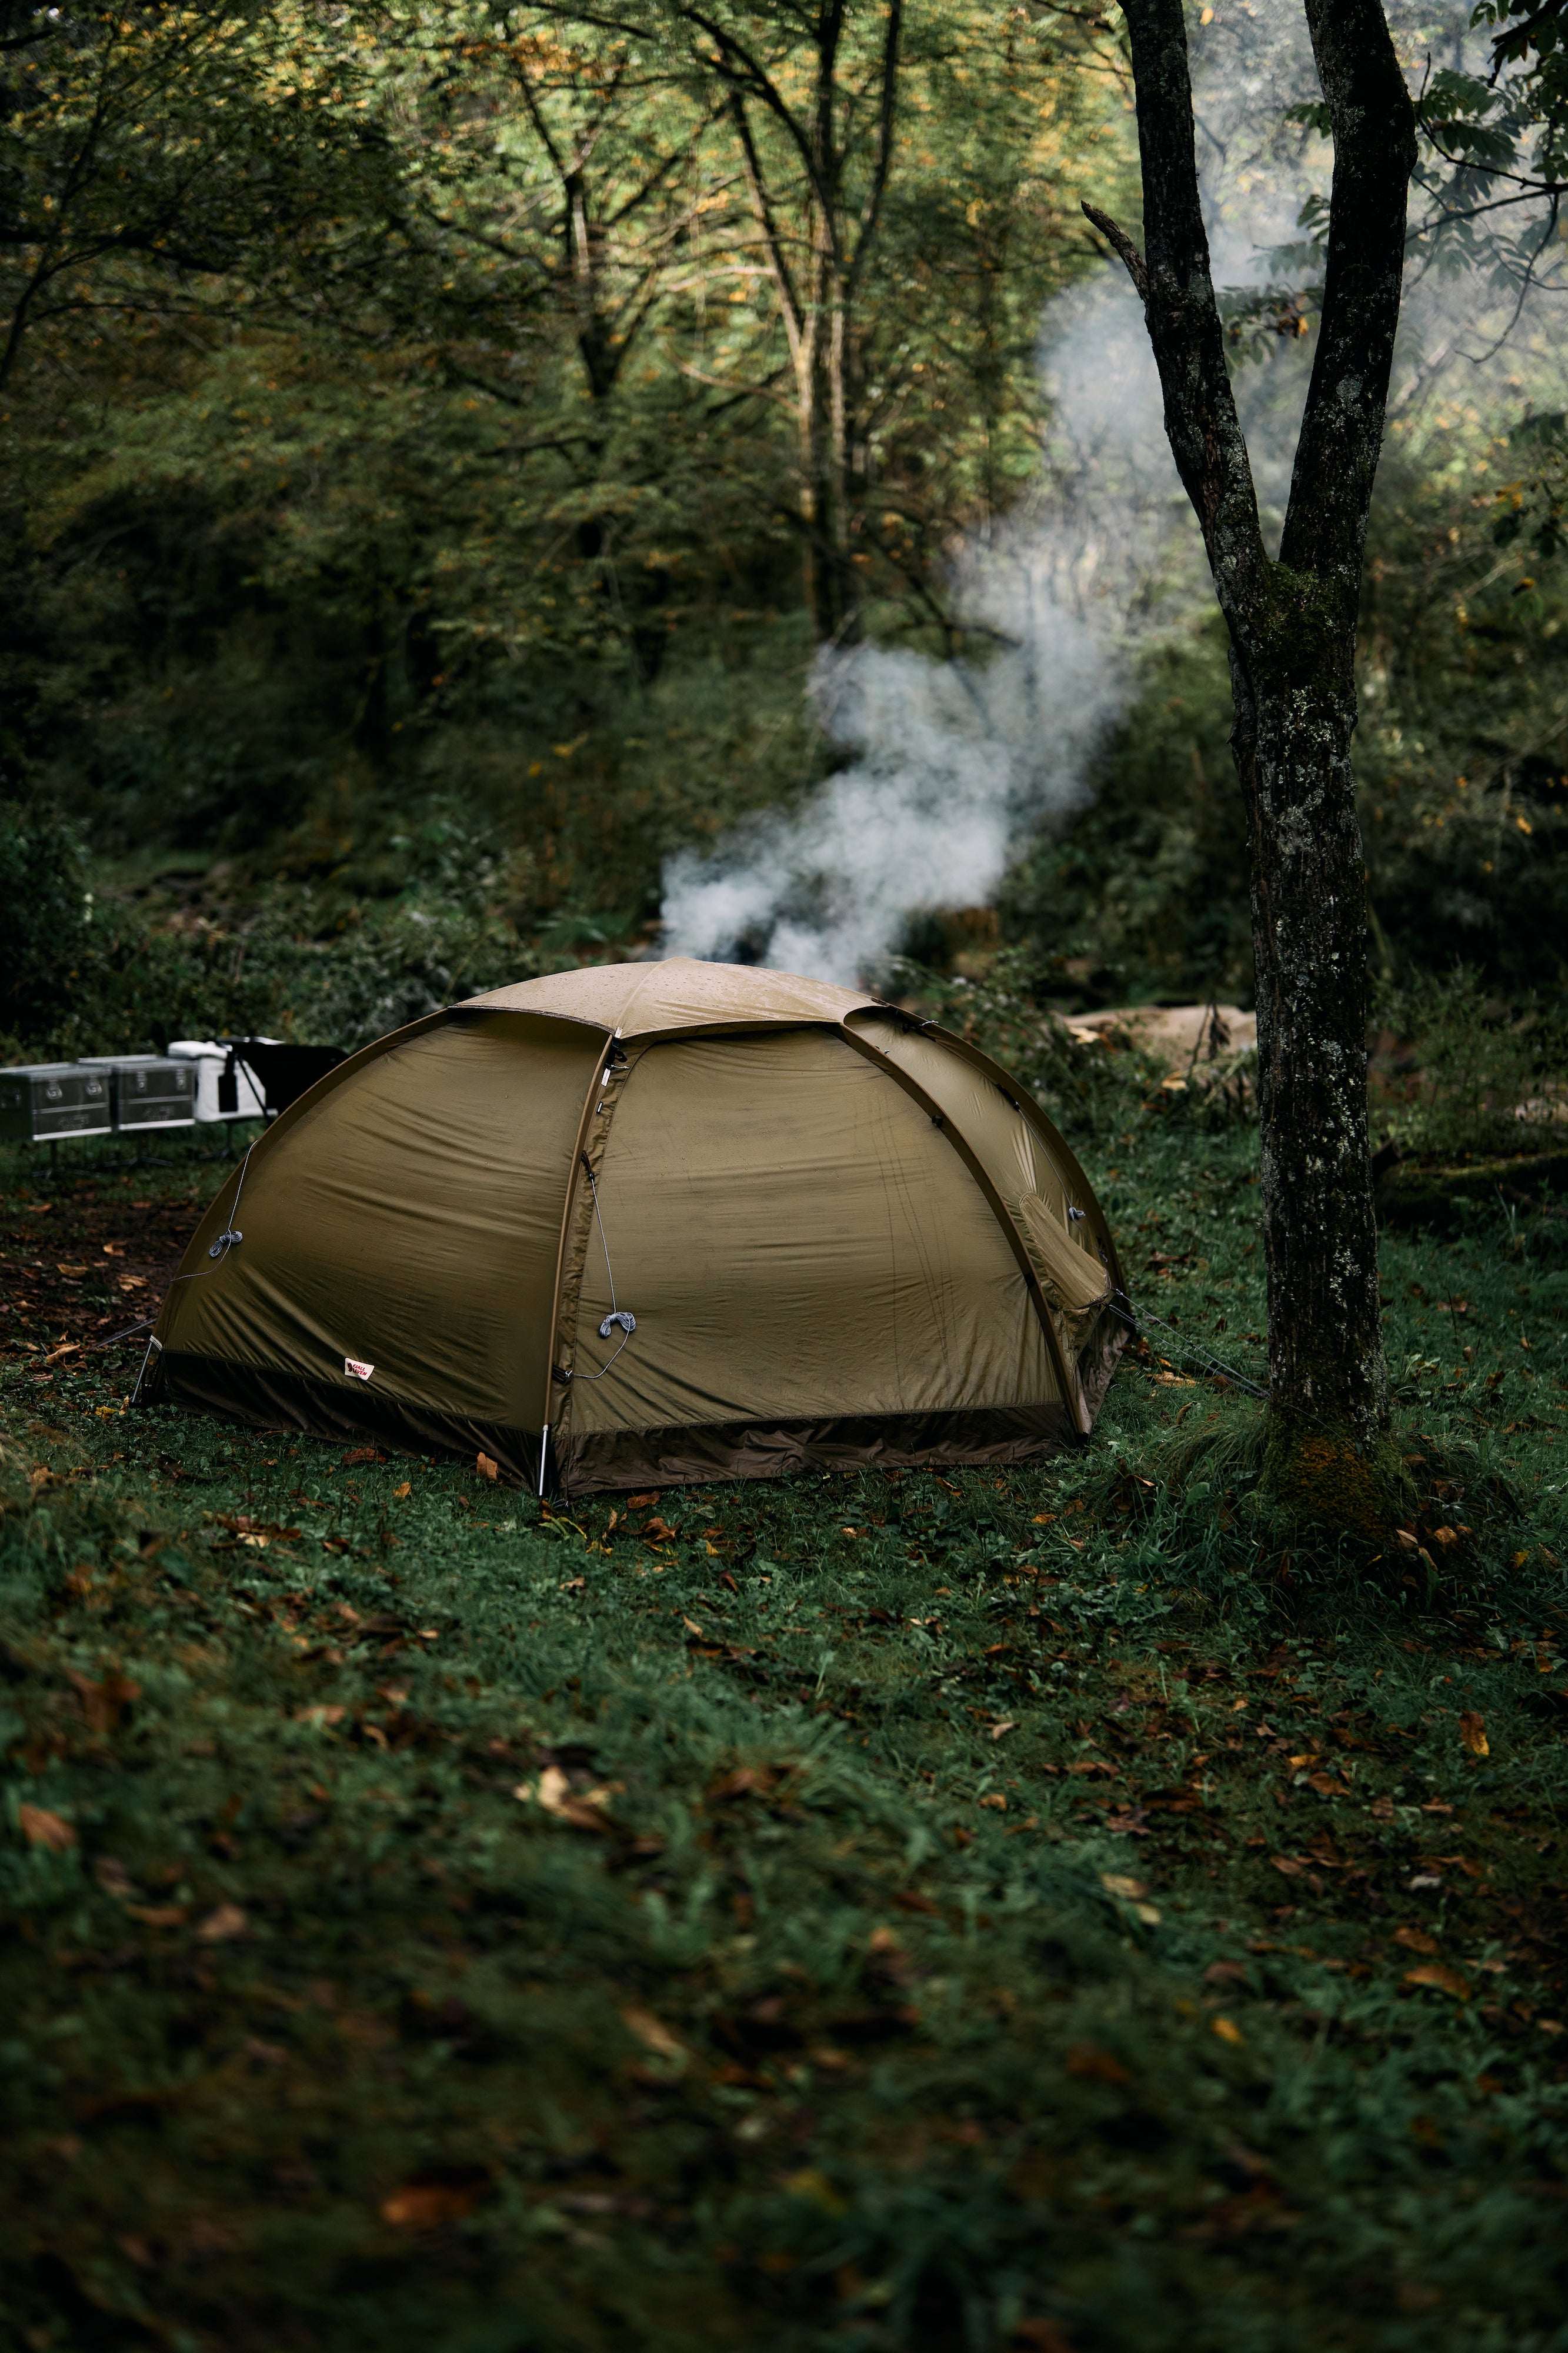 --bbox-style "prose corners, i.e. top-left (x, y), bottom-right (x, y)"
top-left (78, 1055), bottom-right (194, 1132)
top-left (0, 1062), bottom-right (114, 1145)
